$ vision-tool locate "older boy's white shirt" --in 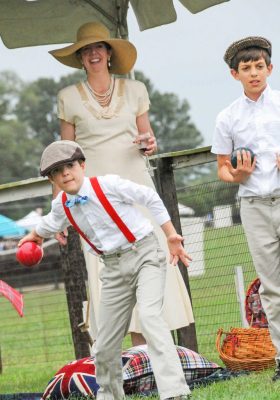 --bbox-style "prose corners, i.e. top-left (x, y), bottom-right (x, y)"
top-left (36, 175), bottom-right (170, 255)
top-left (212, 85), bottom-right (280, 197)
